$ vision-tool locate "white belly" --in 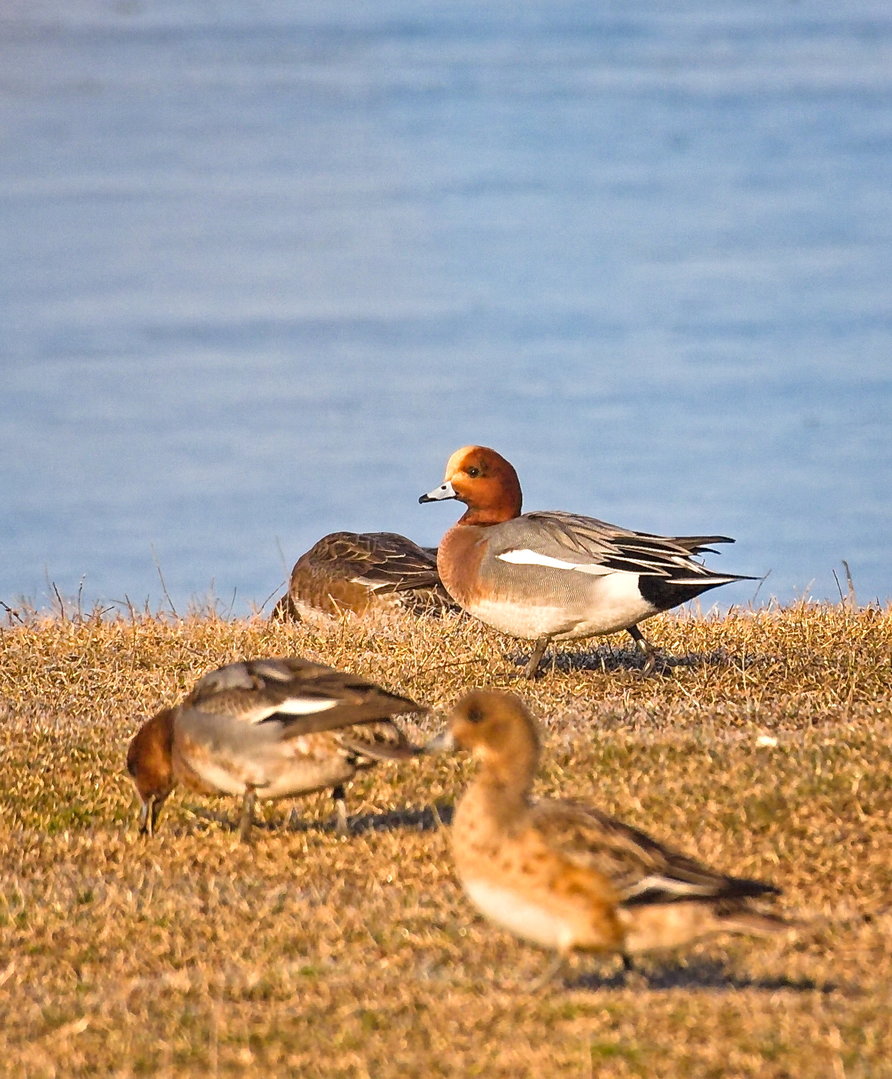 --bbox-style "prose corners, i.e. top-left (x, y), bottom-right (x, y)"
top-left (467, 596), bottom-right (579, 640)
top-left (464, 878), bottom-right (575, 951)
top-left (182, 749), bottom-right (354, 800)
top-left (187, 757), bottom-right (253, 797)
top-left (468, 570), bottom-right (655, 641)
